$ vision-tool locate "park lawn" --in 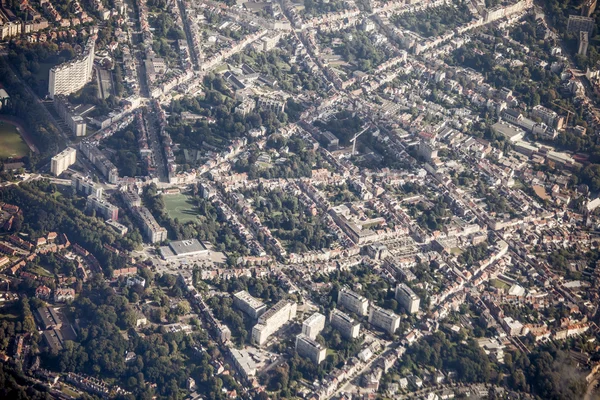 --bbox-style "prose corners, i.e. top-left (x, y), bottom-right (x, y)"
top-left (163, 194), bottom-right (198, 224)
top-left (0, 122), bottom-right (29, 158)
